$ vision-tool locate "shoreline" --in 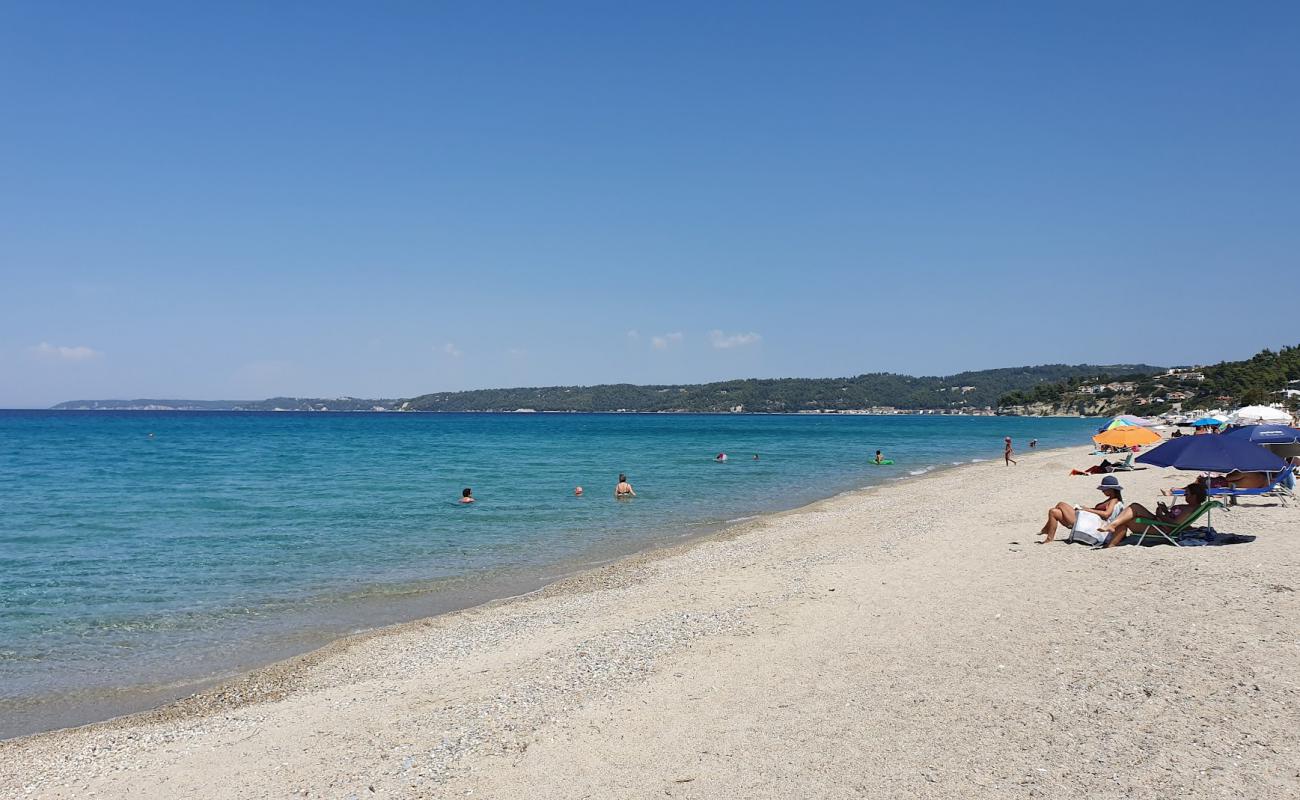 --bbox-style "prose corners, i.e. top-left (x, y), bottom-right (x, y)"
top-left (1, 442), bottom-right (1051, 742)
top-left (7, 442), bottom-right (1295, 798)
